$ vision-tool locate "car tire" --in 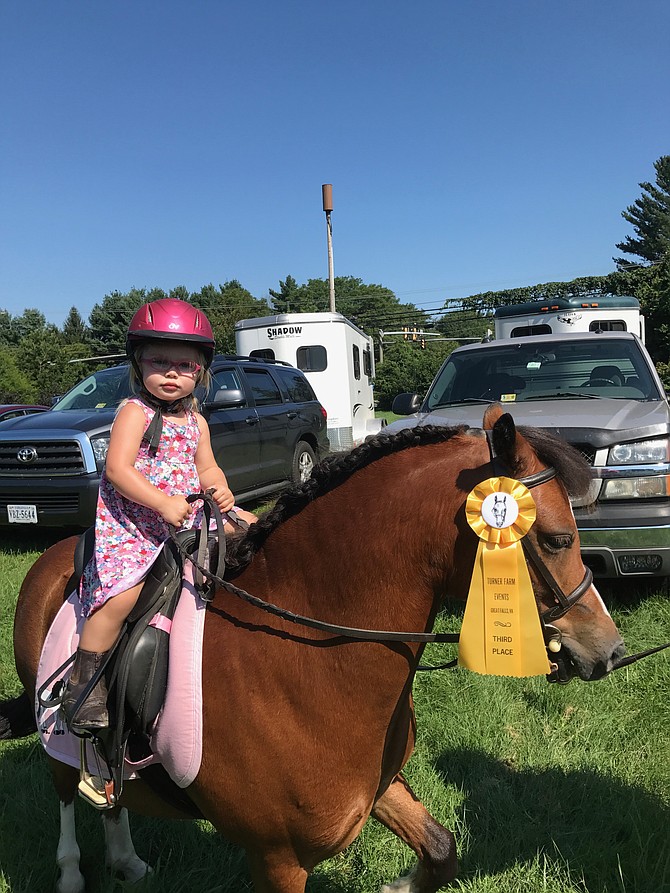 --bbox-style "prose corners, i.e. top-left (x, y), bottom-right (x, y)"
top-left (292, 442), bottom-right (316, 484)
